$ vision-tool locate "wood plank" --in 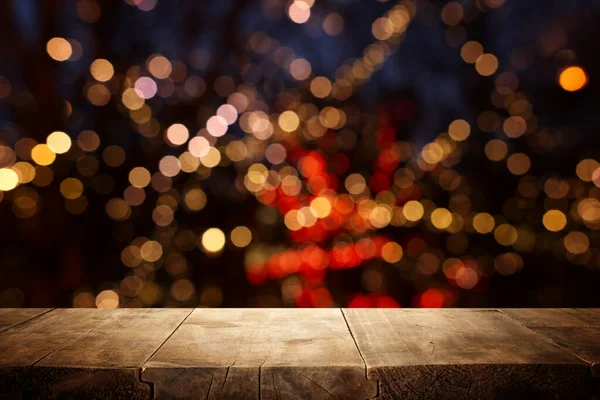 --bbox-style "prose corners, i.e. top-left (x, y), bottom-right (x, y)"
top-left (502, 308), bottom-right (600, 377)
top-left (343, 308), bottom-right (595, 399)
top-left (142, 308), bottom-right (377, 399)
top-left (0, 308), bottom-right (192, 399)
top-left (501, 308), bottom-right (600, 327)
top-left (0, 308), bottom-right (117, 398)
top-left (0, 308), bottom-right (52, 332)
